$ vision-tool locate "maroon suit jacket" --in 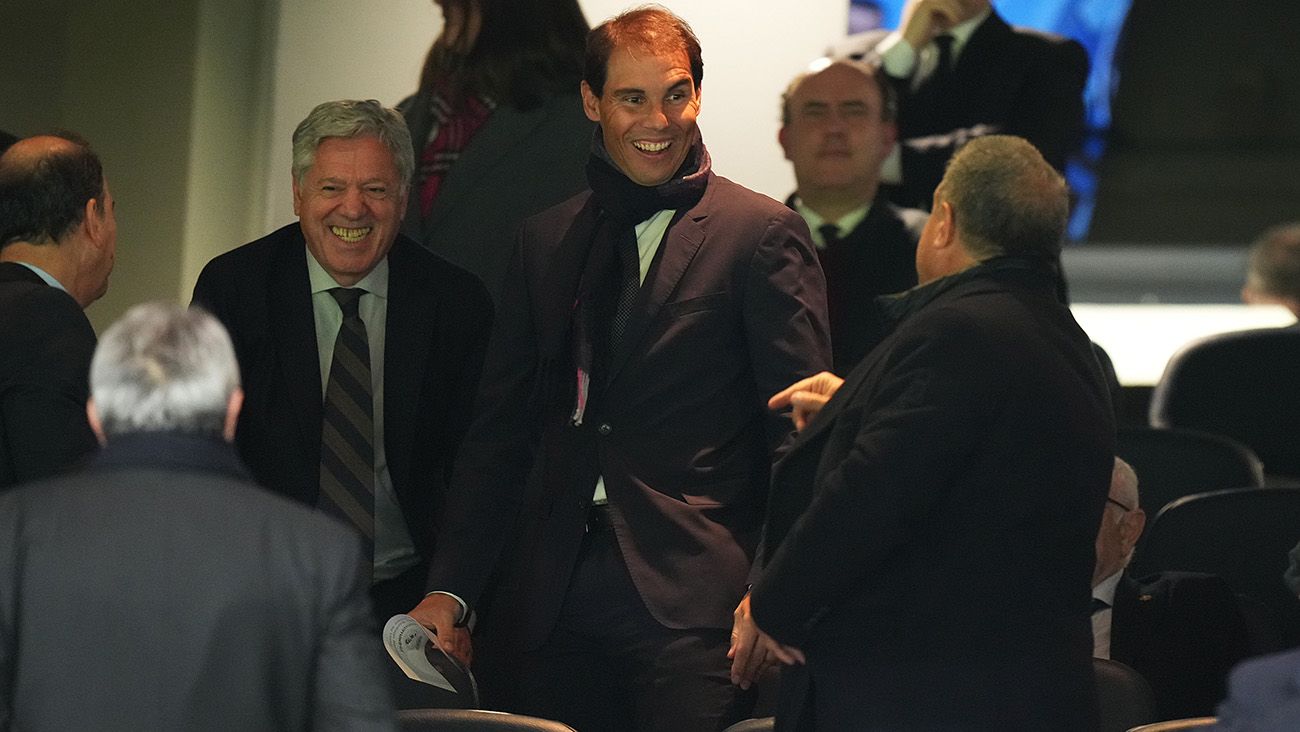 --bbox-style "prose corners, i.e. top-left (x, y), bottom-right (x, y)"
top-left (428, 172), bottom-right (831, 649)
